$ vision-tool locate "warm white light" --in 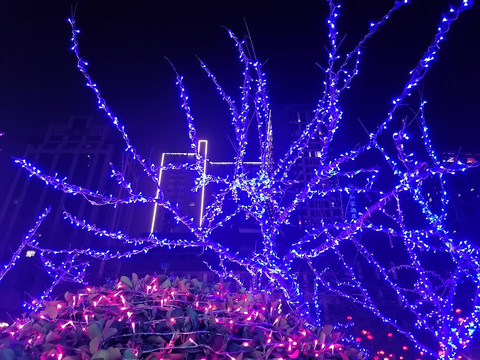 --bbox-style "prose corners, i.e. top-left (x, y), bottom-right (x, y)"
top-left (199, 140), bottom-right (208, 227)
top-left (26, 250), bottom-right (36, 258)
top-left (150, 153), bottom-right (166, 234)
